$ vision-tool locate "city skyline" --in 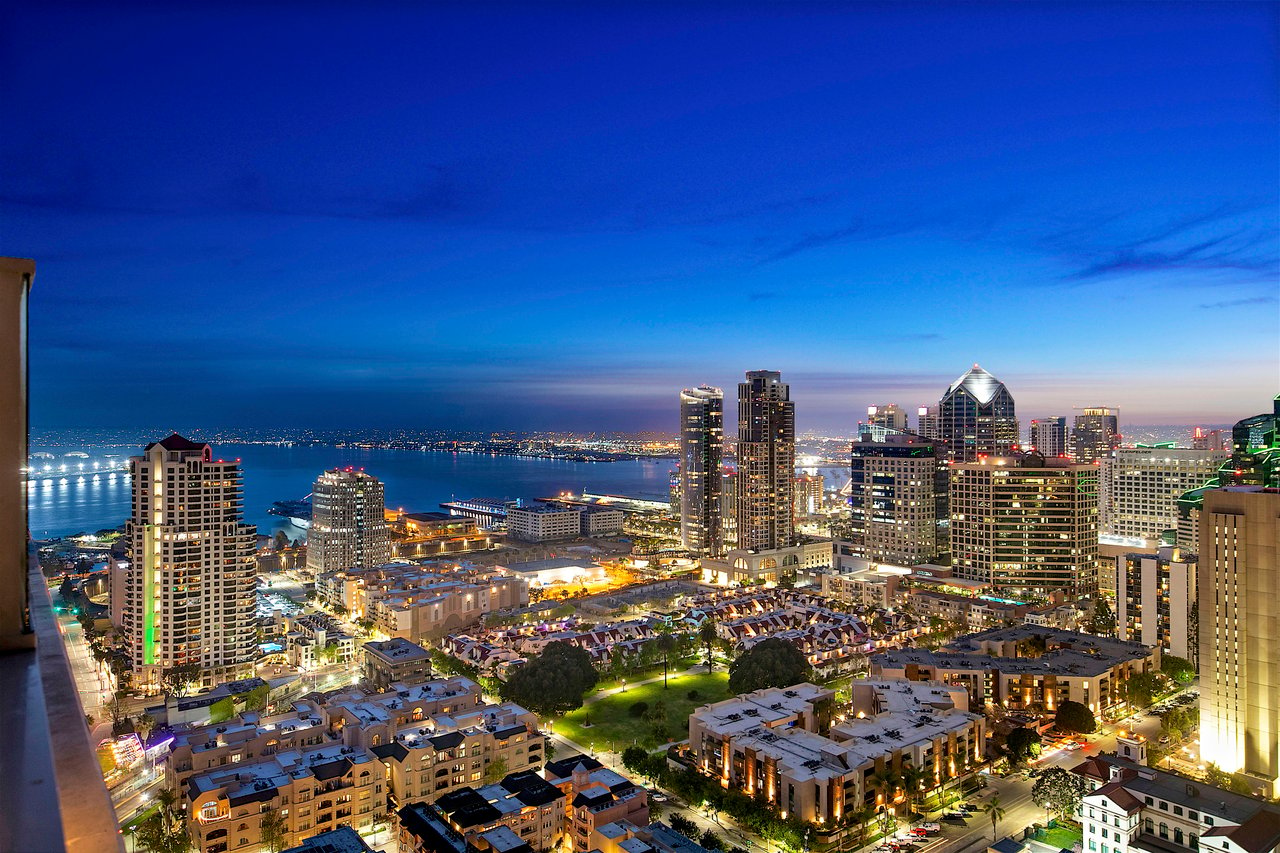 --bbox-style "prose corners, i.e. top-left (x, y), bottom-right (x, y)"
top-left (4, 3), bottom-right (1275, 433)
